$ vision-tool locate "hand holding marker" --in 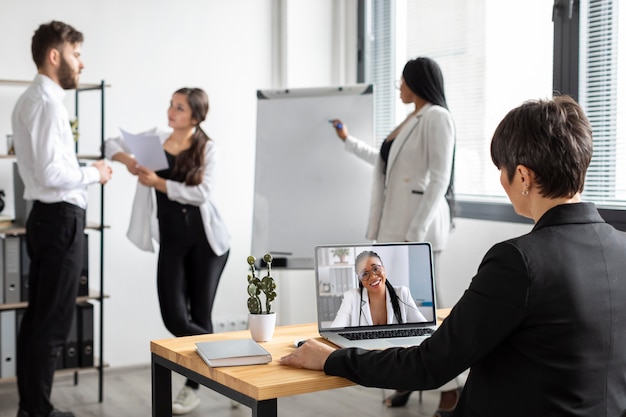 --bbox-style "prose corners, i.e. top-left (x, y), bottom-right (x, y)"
top-left (329, 119), bottom-right (348, 141)
top-left (328, 119), bottom-right (343, 130)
